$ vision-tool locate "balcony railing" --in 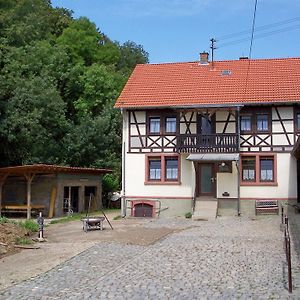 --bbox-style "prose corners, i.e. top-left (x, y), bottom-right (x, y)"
top-left (176, 134), bottom-right (239, 153)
